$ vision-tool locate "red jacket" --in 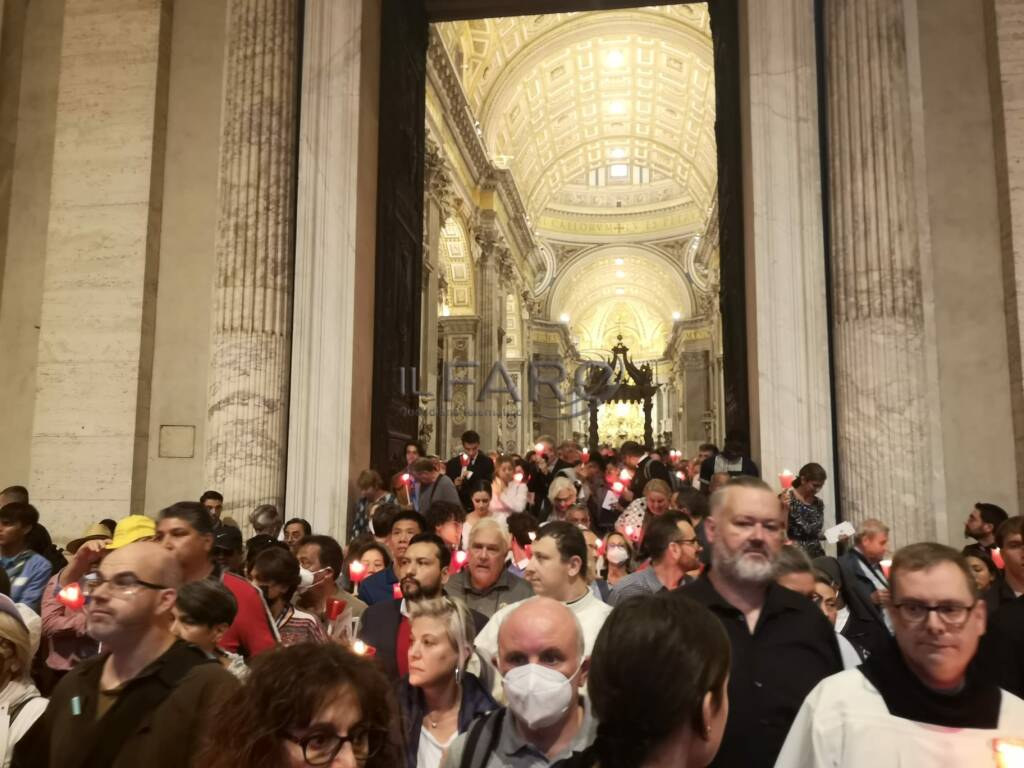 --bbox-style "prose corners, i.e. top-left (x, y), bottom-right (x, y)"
top-left (218, 570), bottom-right (278, 657)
